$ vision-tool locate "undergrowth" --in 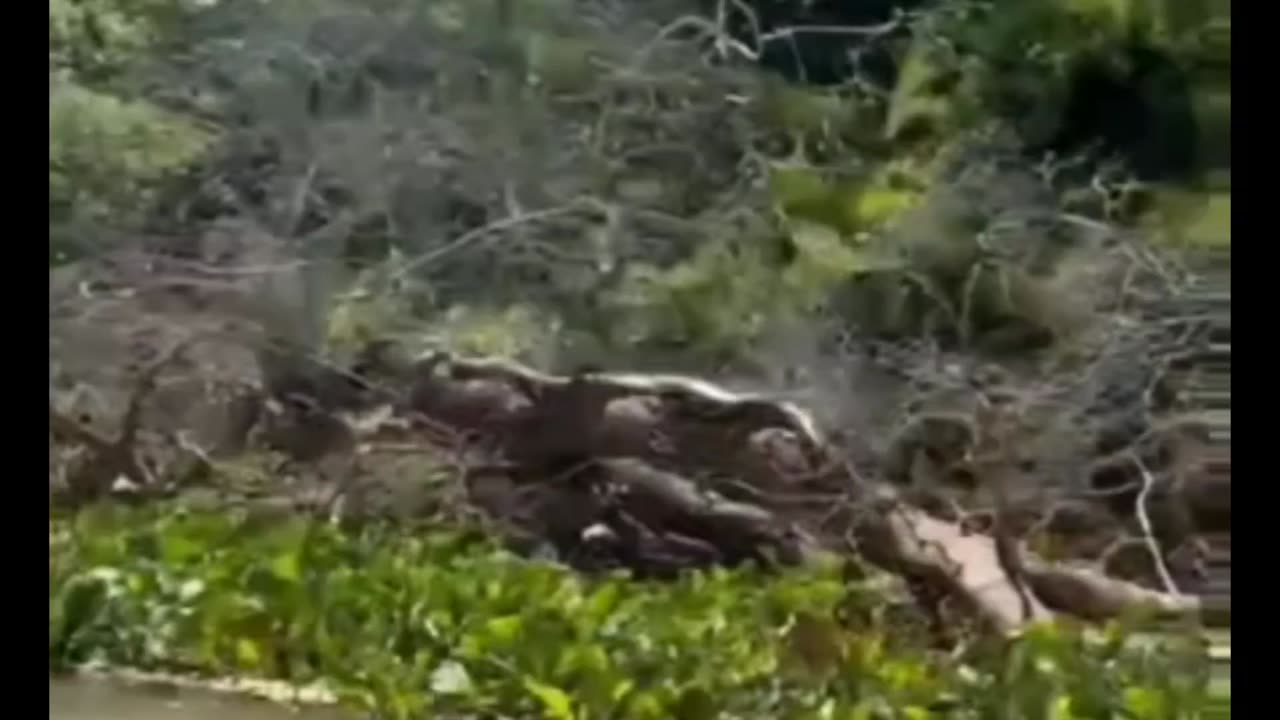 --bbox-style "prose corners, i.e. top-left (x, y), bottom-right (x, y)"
top-left (51, 504), bottom-right (1218, 719)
